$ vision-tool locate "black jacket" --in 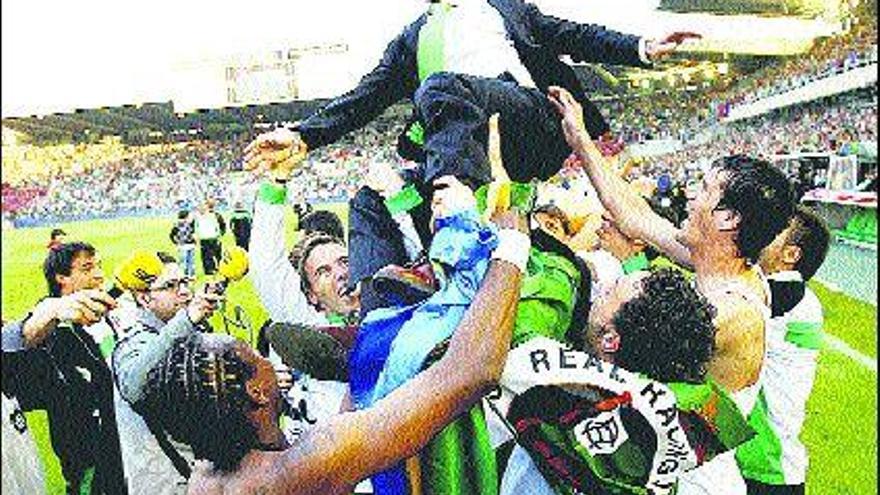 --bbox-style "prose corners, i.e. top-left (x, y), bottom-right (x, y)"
top-left (4, 322), bottom-right (127, 494)
top-left (296, 0), bottom-right (648, 150)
